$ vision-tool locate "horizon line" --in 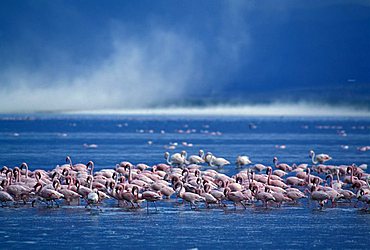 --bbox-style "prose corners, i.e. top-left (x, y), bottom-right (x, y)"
top-left (0, 103), bottom-right (369, 117)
